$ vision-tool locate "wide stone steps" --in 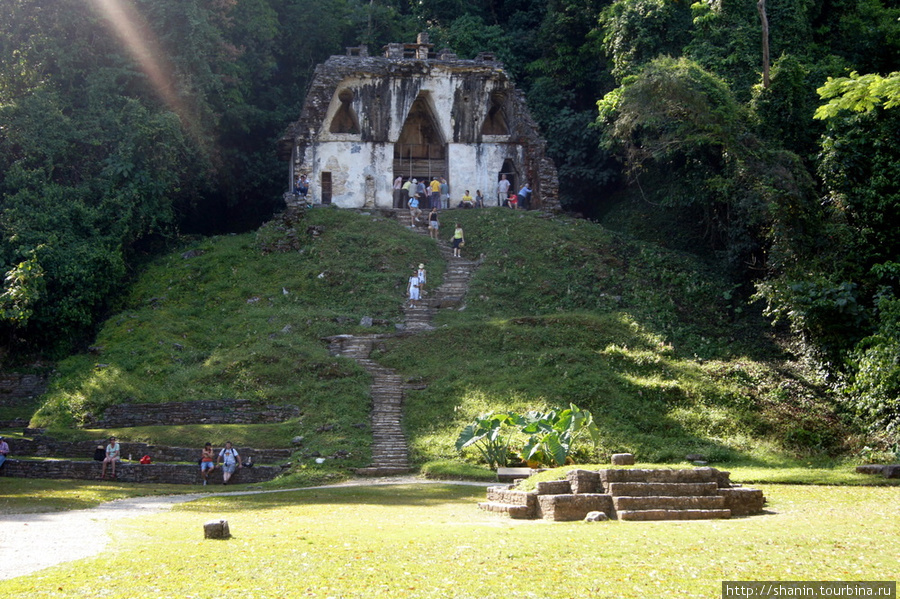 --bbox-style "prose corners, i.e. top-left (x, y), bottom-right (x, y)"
top-left (617, 509), bottom-right (732, 521)
top-left (612, 495), bottom-right (726, 511)
top-left (606, 482), bottom-right (720, 497)
top-left (477, 502), bottom-right (533, 519)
